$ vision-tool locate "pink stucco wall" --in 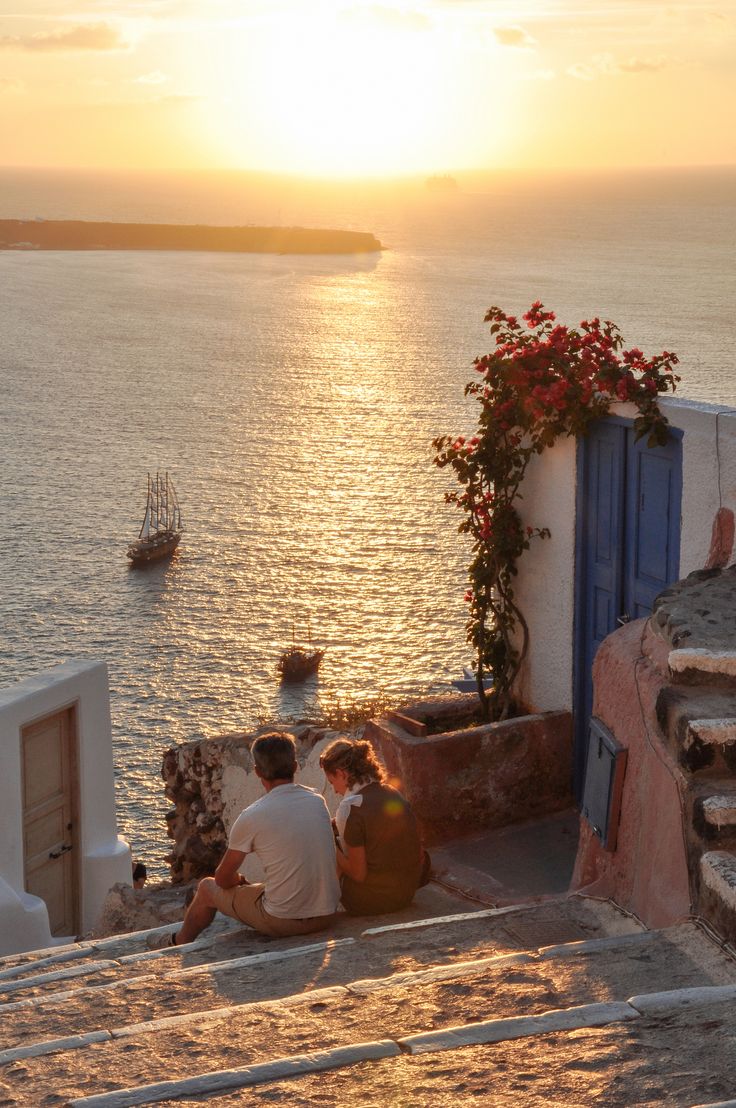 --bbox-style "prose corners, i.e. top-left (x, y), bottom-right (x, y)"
top-left (571, 620), bottom-right (692, 927)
